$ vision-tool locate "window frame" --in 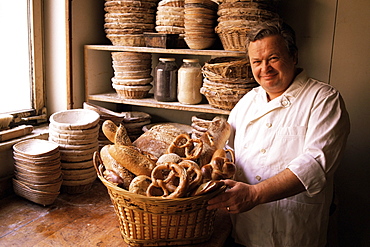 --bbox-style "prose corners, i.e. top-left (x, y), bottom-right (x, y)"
top-left (6, 0), bottom-right (47, 126)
